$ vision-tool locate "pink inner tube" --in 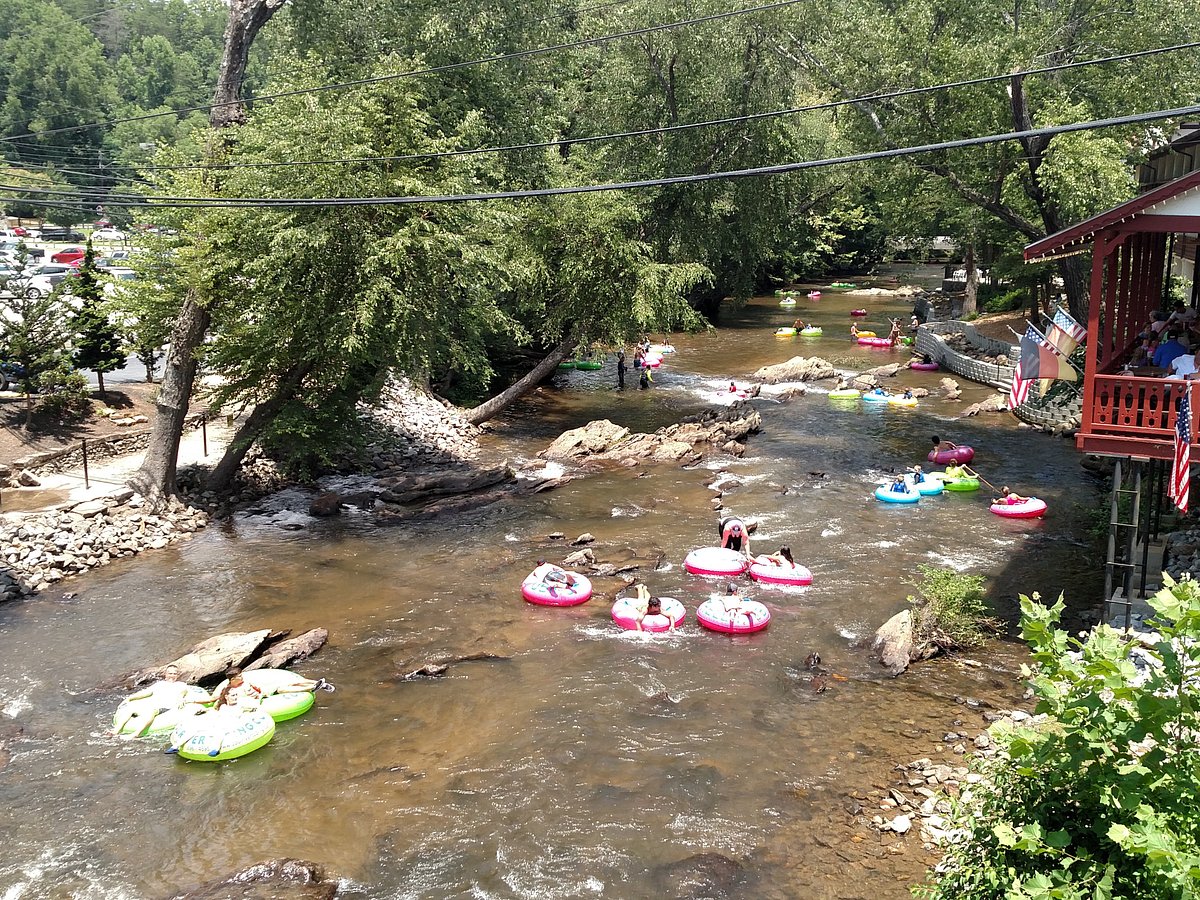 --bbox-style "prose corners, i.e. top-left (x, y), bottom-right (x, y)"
top-left (910, 361), bottom-right (939, 371)
top-left (749, 558), bottom-right (813, 586)
top-left (927, 446), bottom-right (975, 465)
top-left (644, 355), bottom-right (662, 369)
top-left (684, 547), bottom-right (749, 577)
top-left (522, 573), bottom-right (593, 606)
top-left (807, 291), bottom-right (822, 298)
top-left (850, 309), bottom-right (868, 317)
top-left (696, 598), bottom-right (771, 634)
top-left (990, 498), bottom-right (1047, 519)
top-left (857, 337), bottom-right (895, 347)
top-left (611, 596), bottom-right (686, 632)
